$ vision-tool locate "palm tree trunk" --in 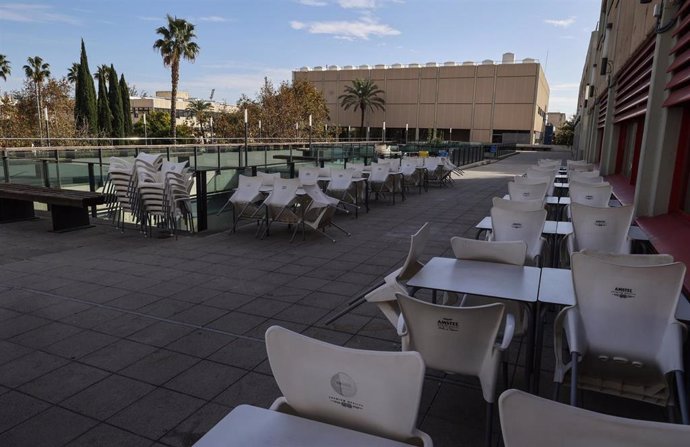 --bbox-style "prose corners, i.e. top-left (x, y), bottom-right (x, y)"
top-left (170, 59), bottom-right (179, 142)
top-left (360, 108), bottom-right (365, 139)
top-left (35, 82), bottom-right (43, 143)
